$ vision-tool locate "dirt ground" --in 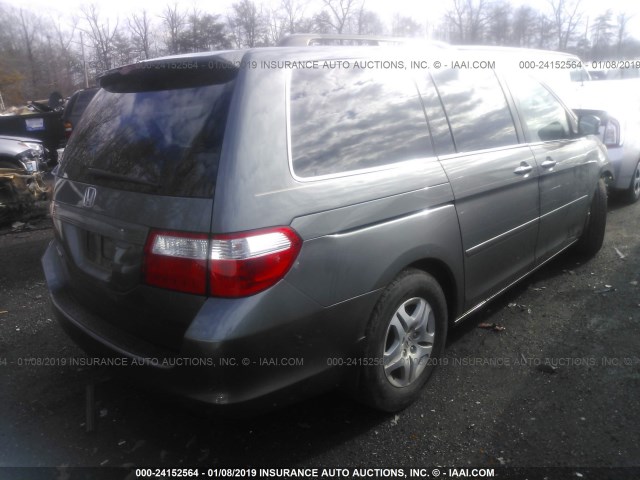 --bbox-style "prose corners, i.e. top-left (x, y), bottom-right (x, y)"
top-left (0, 198), bottom-right (639, 477)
